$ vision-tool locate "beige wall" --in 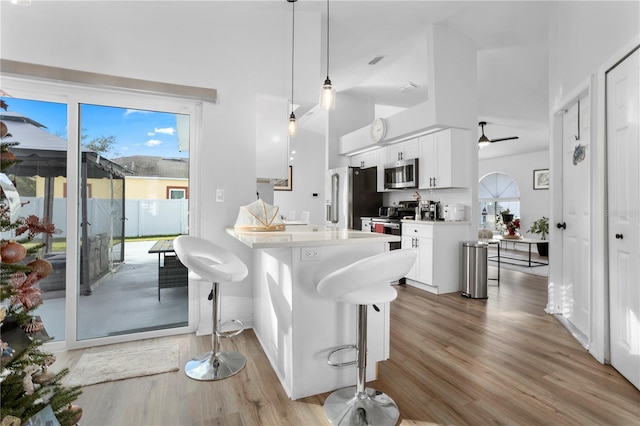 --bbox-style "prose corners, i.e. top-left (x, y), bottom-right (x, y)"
top-left (124, 177), bottom-right (188, 200)
top-left (34, 176), bottom-right (186, 200)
